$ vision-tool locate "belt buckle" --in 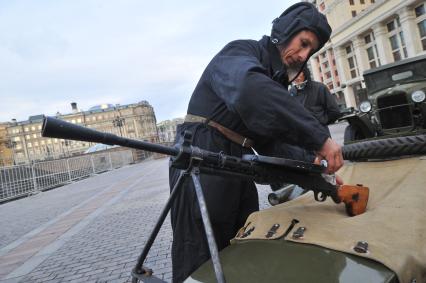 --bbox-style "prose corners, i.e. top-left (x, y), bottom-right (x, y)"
top-left (242, 138), bottom-right (248, 147)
